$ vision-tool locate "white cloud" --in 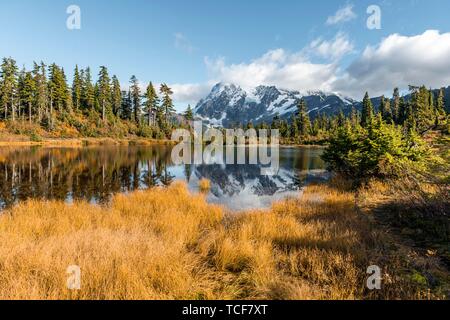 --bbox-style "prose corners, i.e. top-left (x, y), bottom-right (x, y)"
top-left (203, 47), bottom-right (340, 93)
top-left (326, 4), bottom-right (357, 25)
top-left (333, 30), bottom-right (450, 98)
top-left (308, 32), bottom-right (354, 60)
top-left (170, 30), bottom-right (450, 106)
top-left (174, 33), bottom-right (196, 54)
top-left (169, 83), bottom-right (212, 105)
